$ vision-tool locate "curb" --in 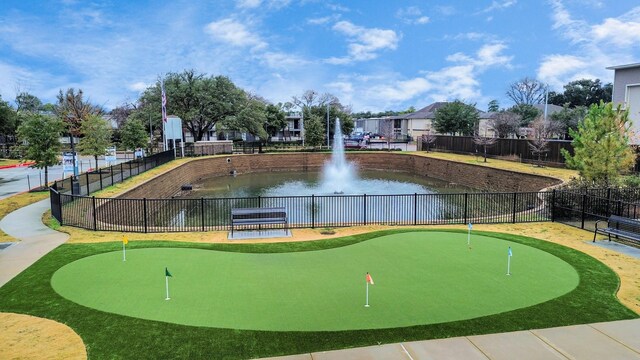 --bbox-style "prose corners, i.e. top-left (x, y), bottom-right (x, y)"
top-left (0, 162), bottom-right (35, 170)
